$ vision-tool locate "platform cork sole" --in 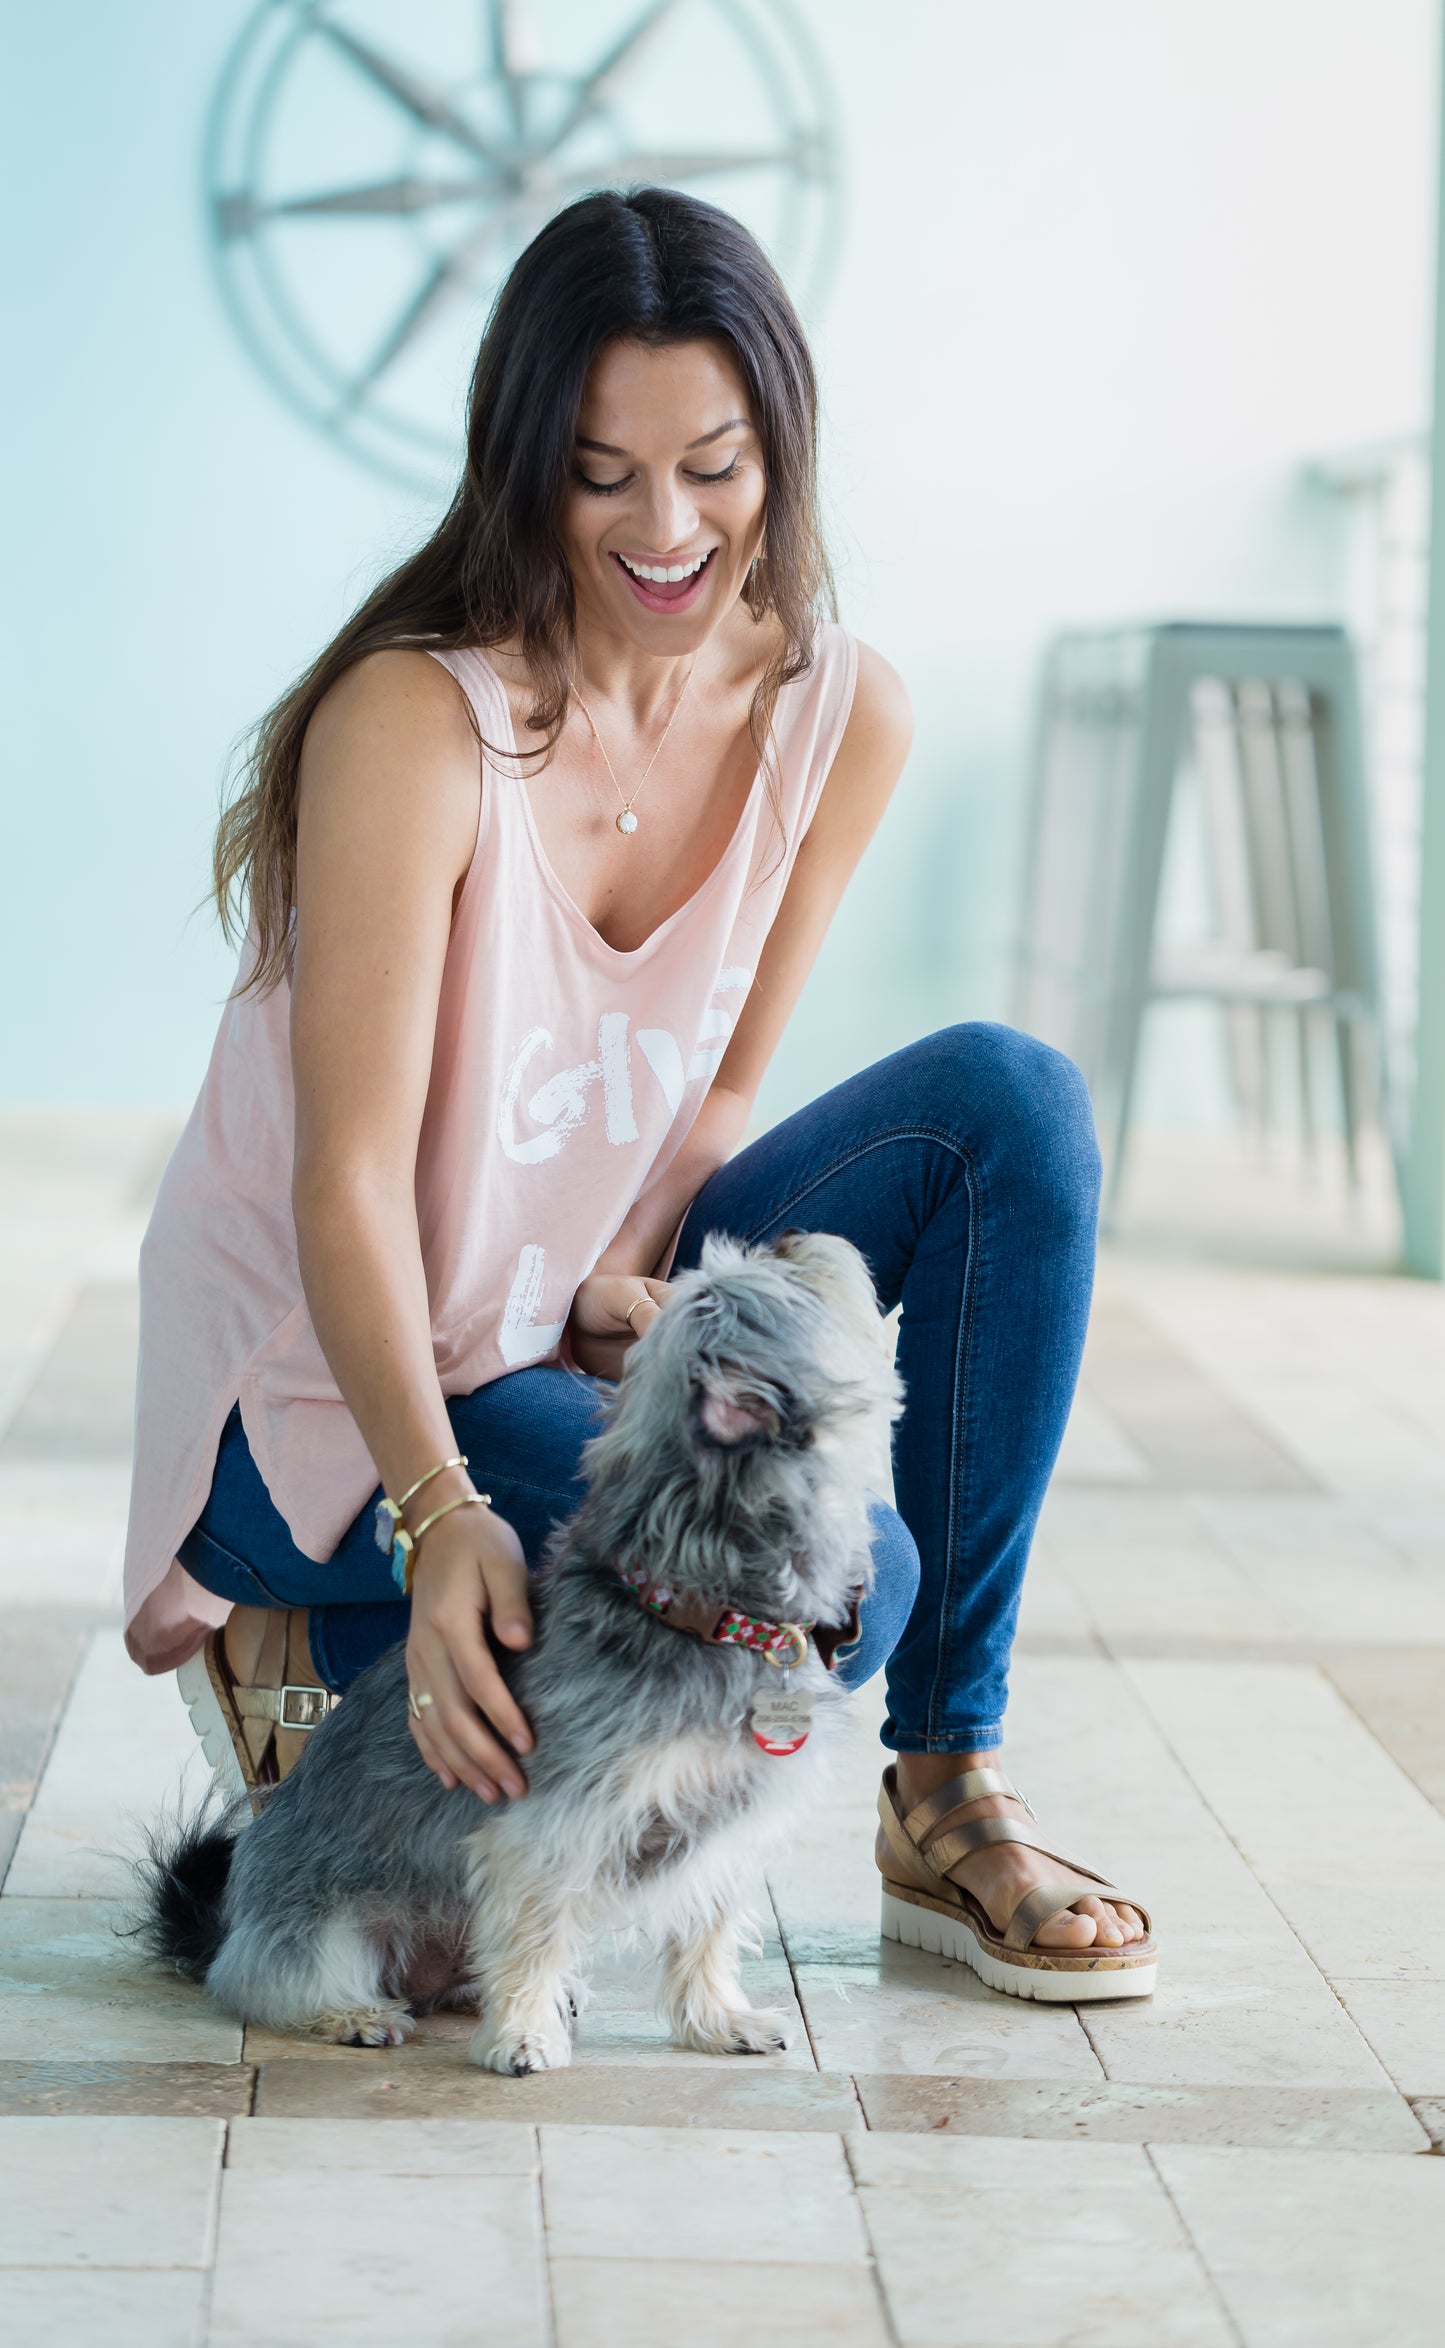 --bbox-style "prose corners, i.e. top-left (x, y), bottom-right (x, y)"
top-left (176, 1645), bottom-right (251, 1809)
top-left (882, 1883), bottom-right (1158, 2004)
